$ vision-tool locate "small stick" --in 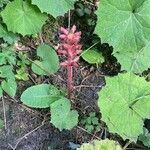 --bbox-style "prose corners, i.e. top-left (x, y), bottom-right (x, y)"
top-left (77, 126), bottom-right (101, 140)
top-left (123, 140), bottom-right (132, 150)
top-left (1, 96), bottom-right (7, 130)
top-left (68, 9), bottom-right (71, 29)
top-left (39, 32), bottom-right (44, 44)
top-left (8, 122), bottom-right (45, 150)
top-left (74, 85), bottom-right (103, 88)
